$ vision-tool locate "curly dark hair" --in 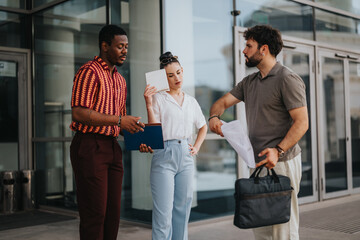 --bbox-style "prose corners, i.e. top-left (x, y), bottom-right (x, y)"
top-left (99, 25), bottom-right (127, 51)
top-left (159, 51), bottom-right (181, 69)
top-left (244, 25), bottom-right (283, 57)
